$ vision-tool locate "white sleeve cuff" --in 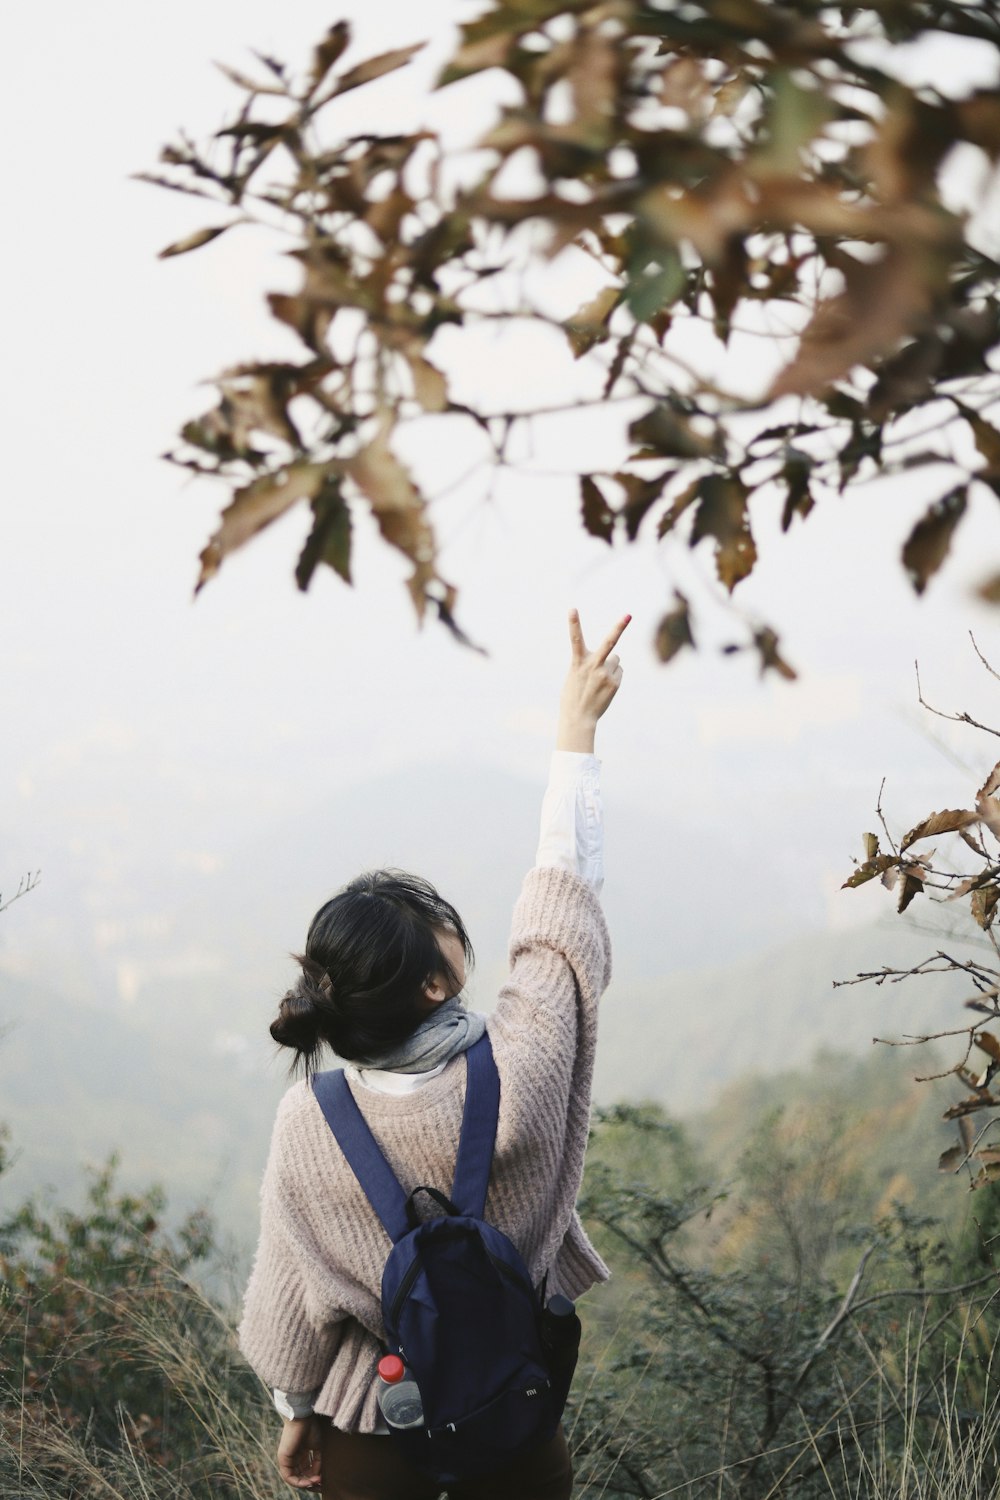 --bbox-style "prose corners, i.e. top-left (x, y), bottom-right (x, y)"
top-left (273, 1388), bottom-right (319, 1420)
